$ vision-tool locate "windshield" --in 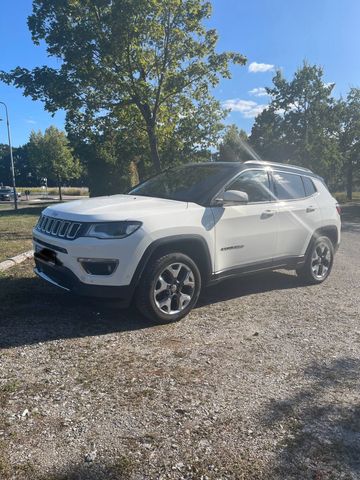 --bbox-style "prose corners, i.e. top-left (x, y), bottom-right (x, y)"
top-left (129, 163), bottom-right (237, 204)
